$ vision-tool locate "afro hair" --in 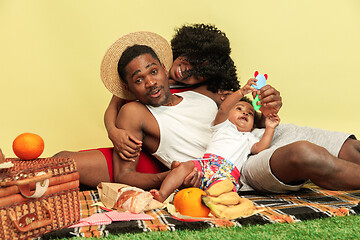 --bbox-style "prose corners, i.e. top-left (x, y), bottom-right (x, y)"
top-left (171, 24), bottom-right (240, 92)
